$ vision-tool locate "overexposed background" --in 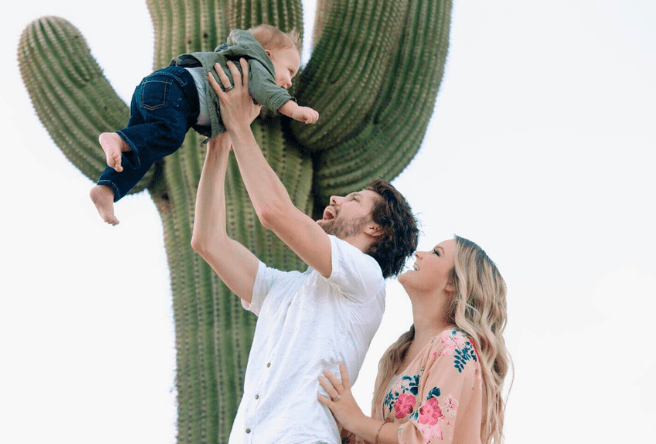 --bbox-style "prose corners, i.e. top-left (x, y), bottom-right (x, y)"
top-left (1, 1), bottom-right (655, 443)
